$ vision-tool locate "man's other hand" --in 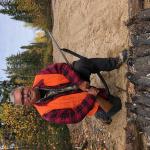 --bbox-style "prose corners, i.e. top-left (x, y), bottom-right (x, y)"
top-left (87, 87), bottom-right (99, 96)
